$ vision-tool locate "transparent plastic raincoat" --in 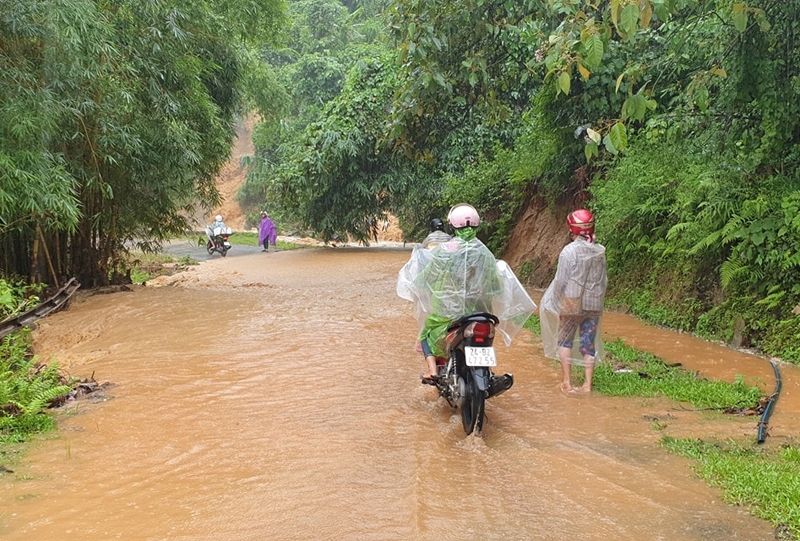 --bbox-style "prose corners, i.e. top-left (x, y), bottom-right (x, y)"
top-left (540, 237), bottom-right (608, 365)
top-left (397, 235), bottom-right (537, 358)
